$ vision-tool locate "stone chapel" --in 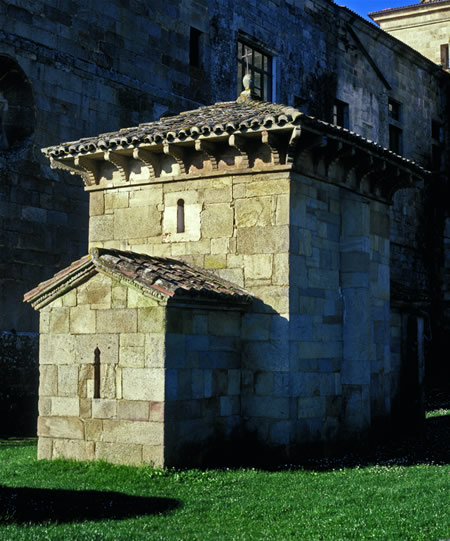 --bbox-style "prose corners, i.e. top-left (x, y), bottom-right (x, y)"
top-left (25, 97), bottom-right (428, 467)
